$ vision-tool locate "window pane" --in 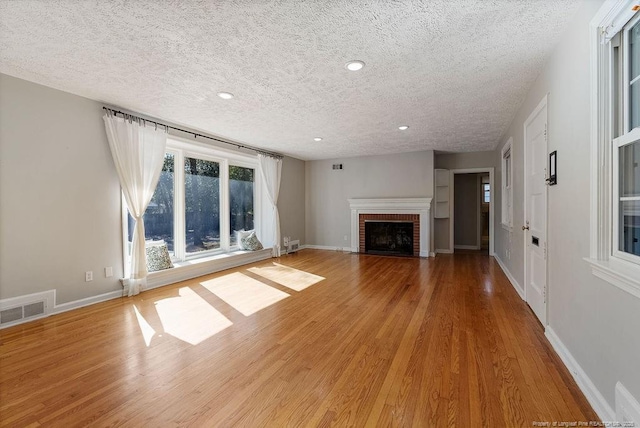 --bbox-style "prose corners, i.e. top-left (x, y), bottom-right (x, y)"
top-left (229, 166), bottom-right (255, 246)
top-left (127, 153), bottom-right (175, 253)
top-left (505, 155), bottom-right (511, 188)
top-left (631, 81), bottom-right (640, 130)
top-left (630, 21), bottom-right (640, 129)
top-left (620, 200), bottom-right (640, 256)
top-left (620, 141), bottom-right (640, 198)
top-left (630, 20), bottom-right (640, 81)
top-left (185, 157), bottom-right (220, 254)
